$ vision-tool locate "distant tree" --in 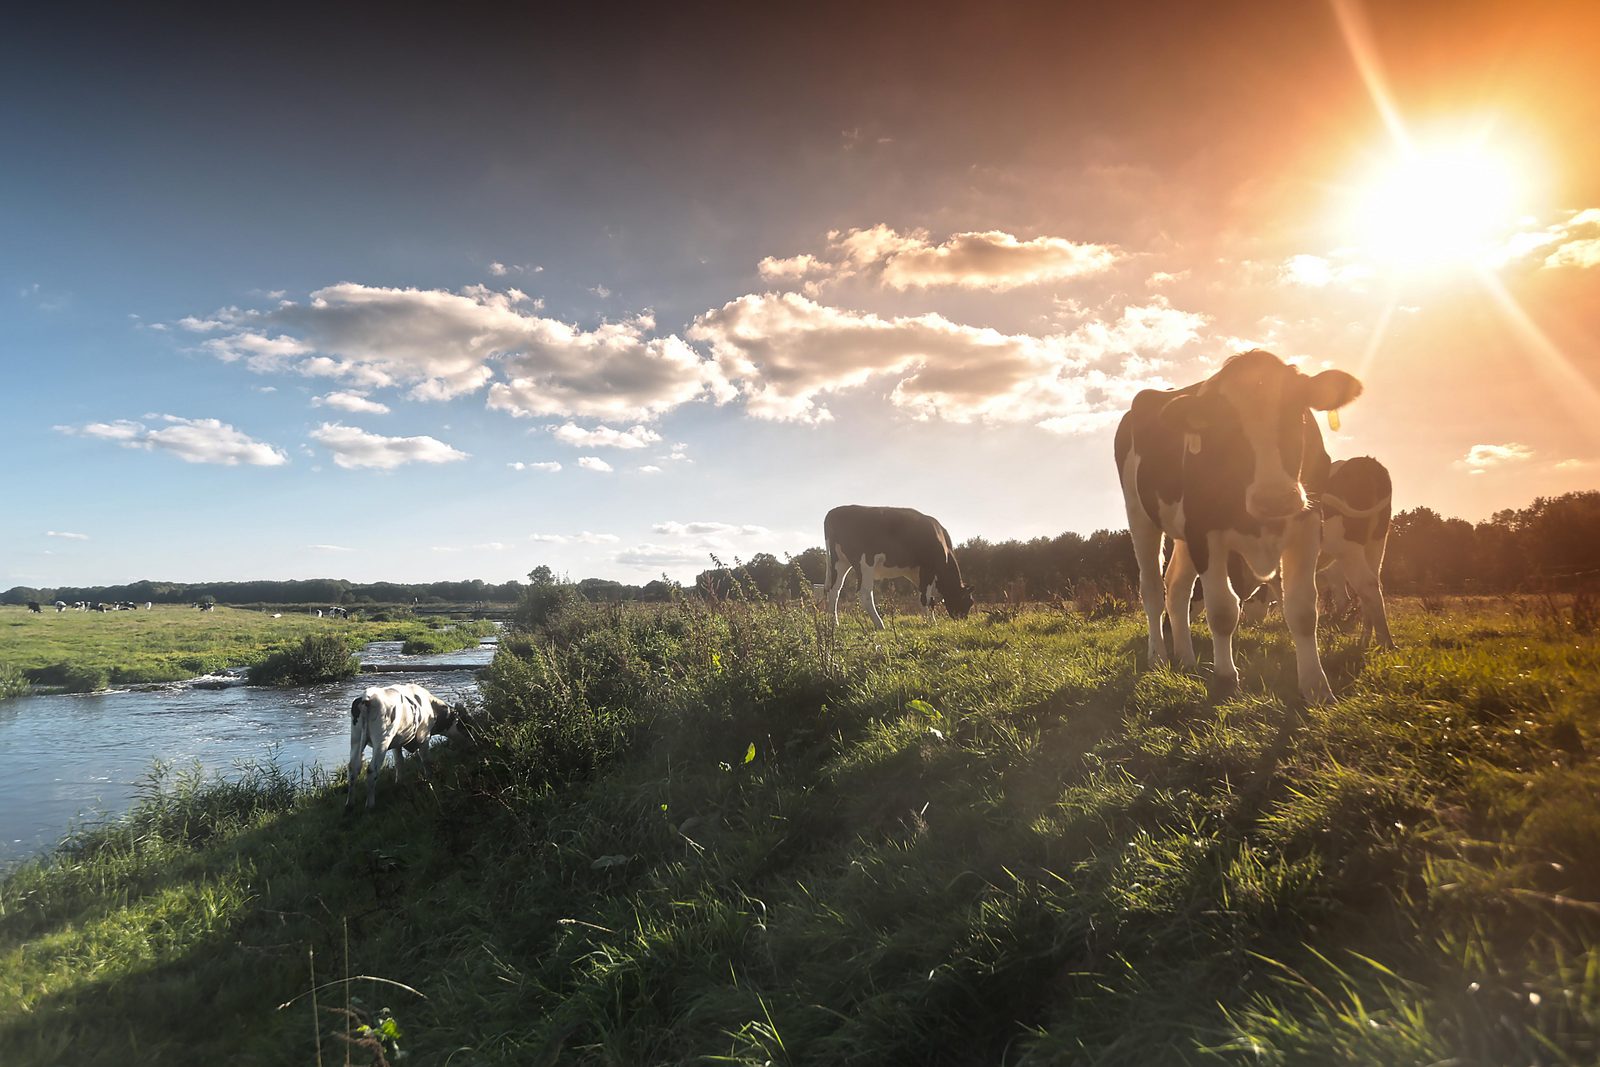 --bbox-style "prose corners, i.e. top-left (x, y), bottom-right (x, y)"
top-left (528, 565), bottom-right (556, 587)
